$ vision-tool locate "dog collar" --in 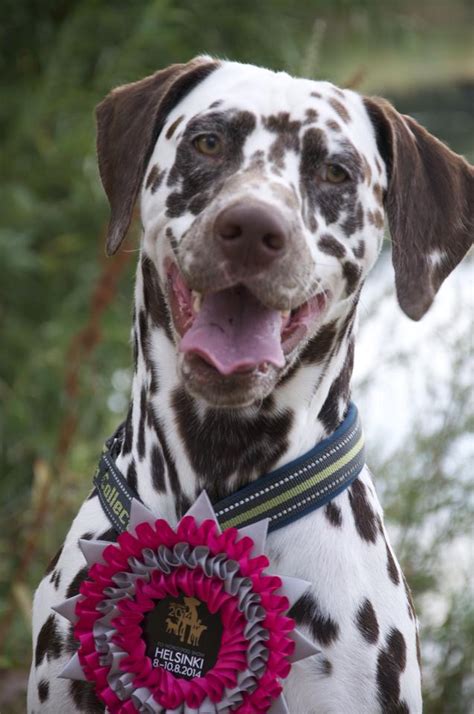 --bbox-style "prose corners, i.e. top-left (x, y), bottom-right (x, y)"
top-left (94, 403), bottom-right (364, 535)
